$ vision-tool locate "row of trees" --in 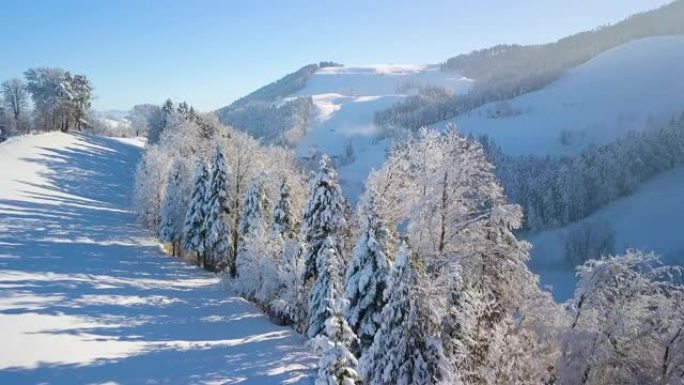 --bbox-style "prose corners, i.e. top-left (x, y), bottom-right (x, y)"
top-left (480, 114), bottom-right (684, 231)
top-left (135, 110), bottom-right (684, 384)
top-left (0, 68), bottom-right (93, 136)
